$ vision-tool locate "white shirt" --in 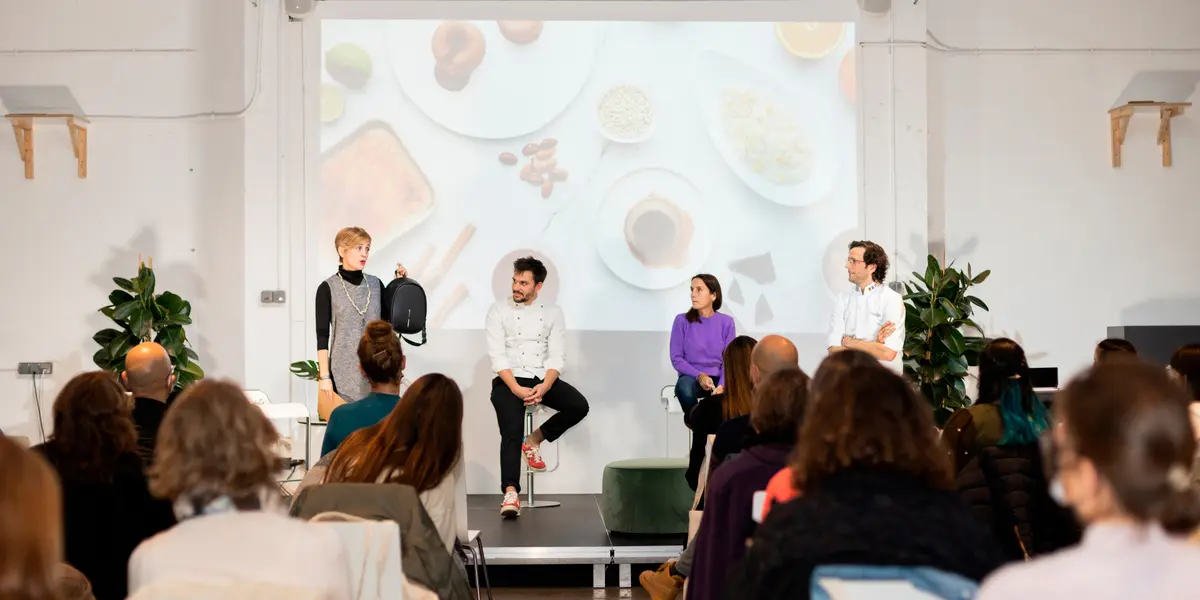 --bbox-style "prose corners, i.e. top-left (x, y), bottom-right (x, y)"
top-left (826, 282), bottom-right (905, 372)
top-left (977, 522), bottom-right (1200, 600)
top-left (486, 298), bottom-right (566, 379)
top-left (128, 510), bottom-right (353, 598)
